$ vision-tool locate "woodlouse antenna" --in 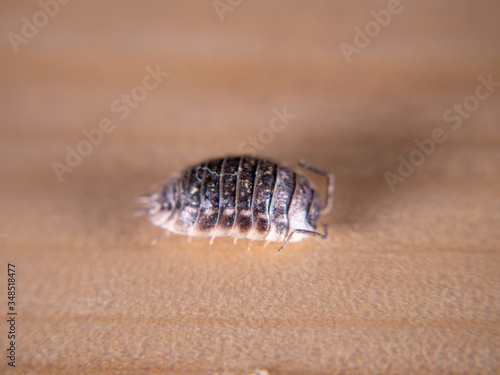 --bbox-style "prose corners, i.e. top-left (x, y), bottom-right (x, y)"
top-left (276, 227), bottom-right (328, 254)
top-left (298, 159), bottom-right (335, 214)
